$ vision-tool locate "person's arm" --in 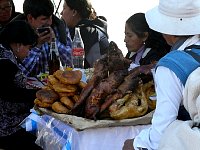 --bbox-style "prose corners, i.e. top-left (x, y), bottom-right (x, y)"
top-left (123, 139), bottom-right (135, 150)
top-left (20, 47), bottom-right (41, 76)
top-left (55, 28), bottom-right (72, 67)
top-left (133, 66), bottom-right (183, 150)
top-left (20, 27), bottom-right (53, 76)
top-left (0, 59), bottom-right (37, 103)
top-left (98, 30), bottom-right (109, 55)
